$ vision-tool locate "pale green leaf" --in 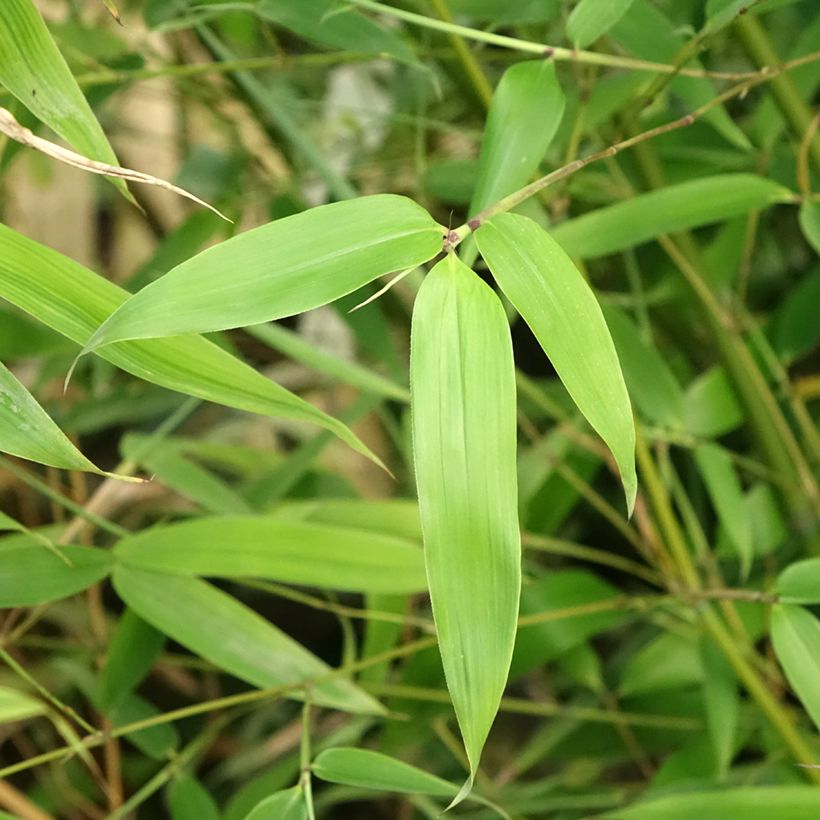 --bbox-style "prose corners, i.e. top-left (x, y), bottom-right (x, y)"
top-left (411, 254), bottom-right (520, 791)
top-left (469, 60), bottom-right (565, 216)
top-left (550, 175), bottom-right (792, 259)
top-left (776, 558), bottom-right (820, 604)
top-left (0, 0), bottom-right (130, 199)
top-left (114, 516), bottom-right (427, 594)
top-left (312, 747), bottom-right (457, 797)
top-left (567, 0), bottom-right (635, 48)
top-left (112, 565), bottom-right (383, 714)
top-left (476, 213), bottom-right (636, 512)
top-left (0, 686), bottom-right (47, 724)
top-left (605, 786), bottom-right (820, 819)
top-left (683, 366), bottom-right (743, 438)
top-left (0, 545), bottom-right (112, 607)
top-left (244, 786), bottom-right (306, 820)
top-left (694, 443), bottom-right (752, 579)
top-left (0, 223), bottom-right (381, 466)
top-left (771, 604), bottom-right (820, 732)
top-left (83, 196), bottom-right (443, 351)
top-left (0, 360), bottom-right (114, 475)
